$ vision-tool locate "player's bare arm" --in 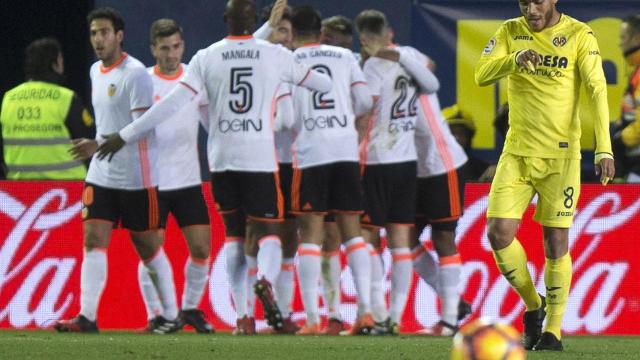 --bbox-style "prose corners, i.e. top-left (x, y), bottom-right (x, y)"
top-left (268, 0), bottom-right (287, 27)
